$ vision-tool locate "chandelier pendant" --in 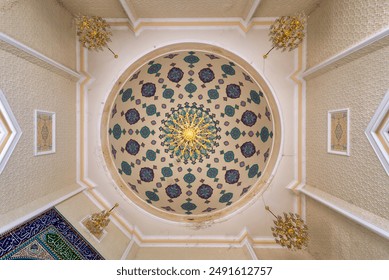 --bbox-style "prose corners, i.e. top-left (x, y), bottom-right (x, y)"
top-left (76, 15), bottom-right (118, 58)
